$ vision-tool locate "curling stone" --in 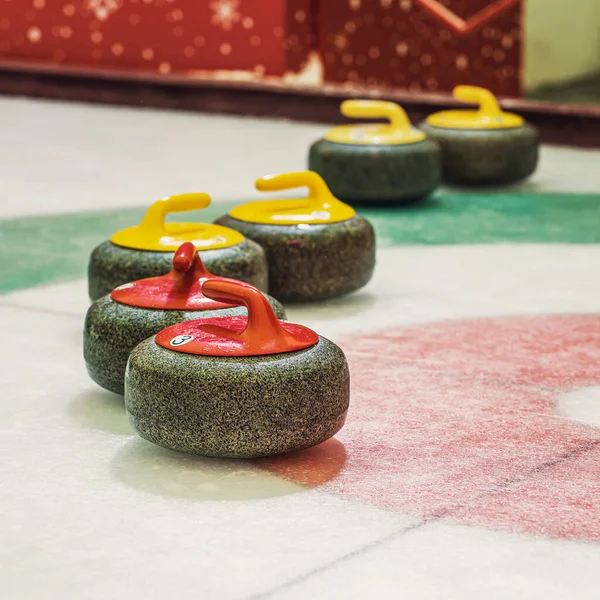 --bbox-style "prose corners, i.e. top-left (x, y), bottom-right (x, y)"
top-left (215, 171), bottom-right (375, 302)
top-left (88, 192), bottom-right (268, 301)
top-left (309, 100), bottom-right (441, 205)
top-left (125, 279), bottom-right (349, 458)
top-left (84, 242), bottom-right (285, 395)
top-left (419, 86), bottom-right (539, 186)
